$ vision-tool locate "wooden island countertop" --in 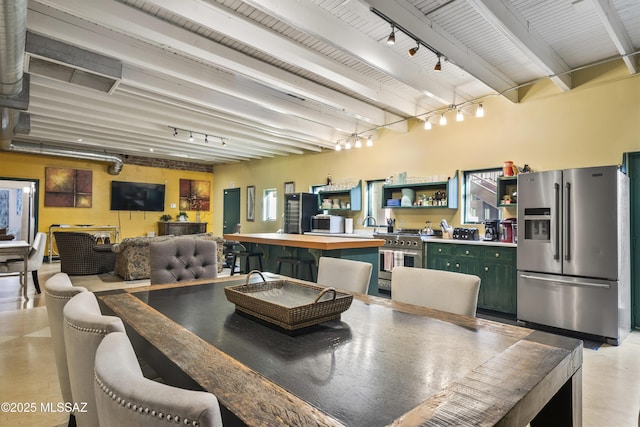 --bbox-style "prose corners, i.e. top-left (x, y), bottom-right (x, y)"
top-left (223, 232), bottom-right (385, 251)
